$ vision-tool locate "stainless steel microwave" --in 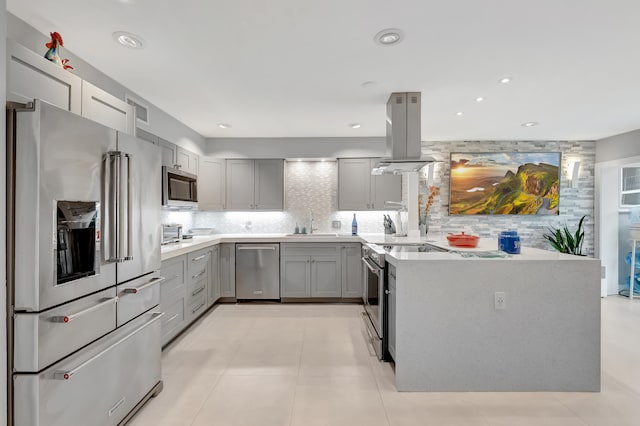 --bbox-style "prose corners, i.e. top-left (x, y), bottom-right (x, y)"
top-left (162, 166), bottom-right (198, 209)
